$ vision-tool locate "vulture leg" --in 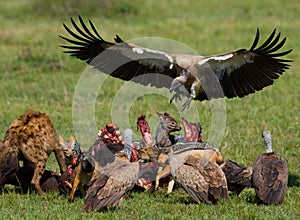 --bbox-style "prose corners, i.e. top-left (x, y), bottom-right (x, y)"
top-left (182, 96), bottom-right (193, 111)
top-left (169, 69), bottom-right (189, 104)
top-left (170, 91), bottom-right (183, 103)
top-left (182, 81), bottom-right (198, 110)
